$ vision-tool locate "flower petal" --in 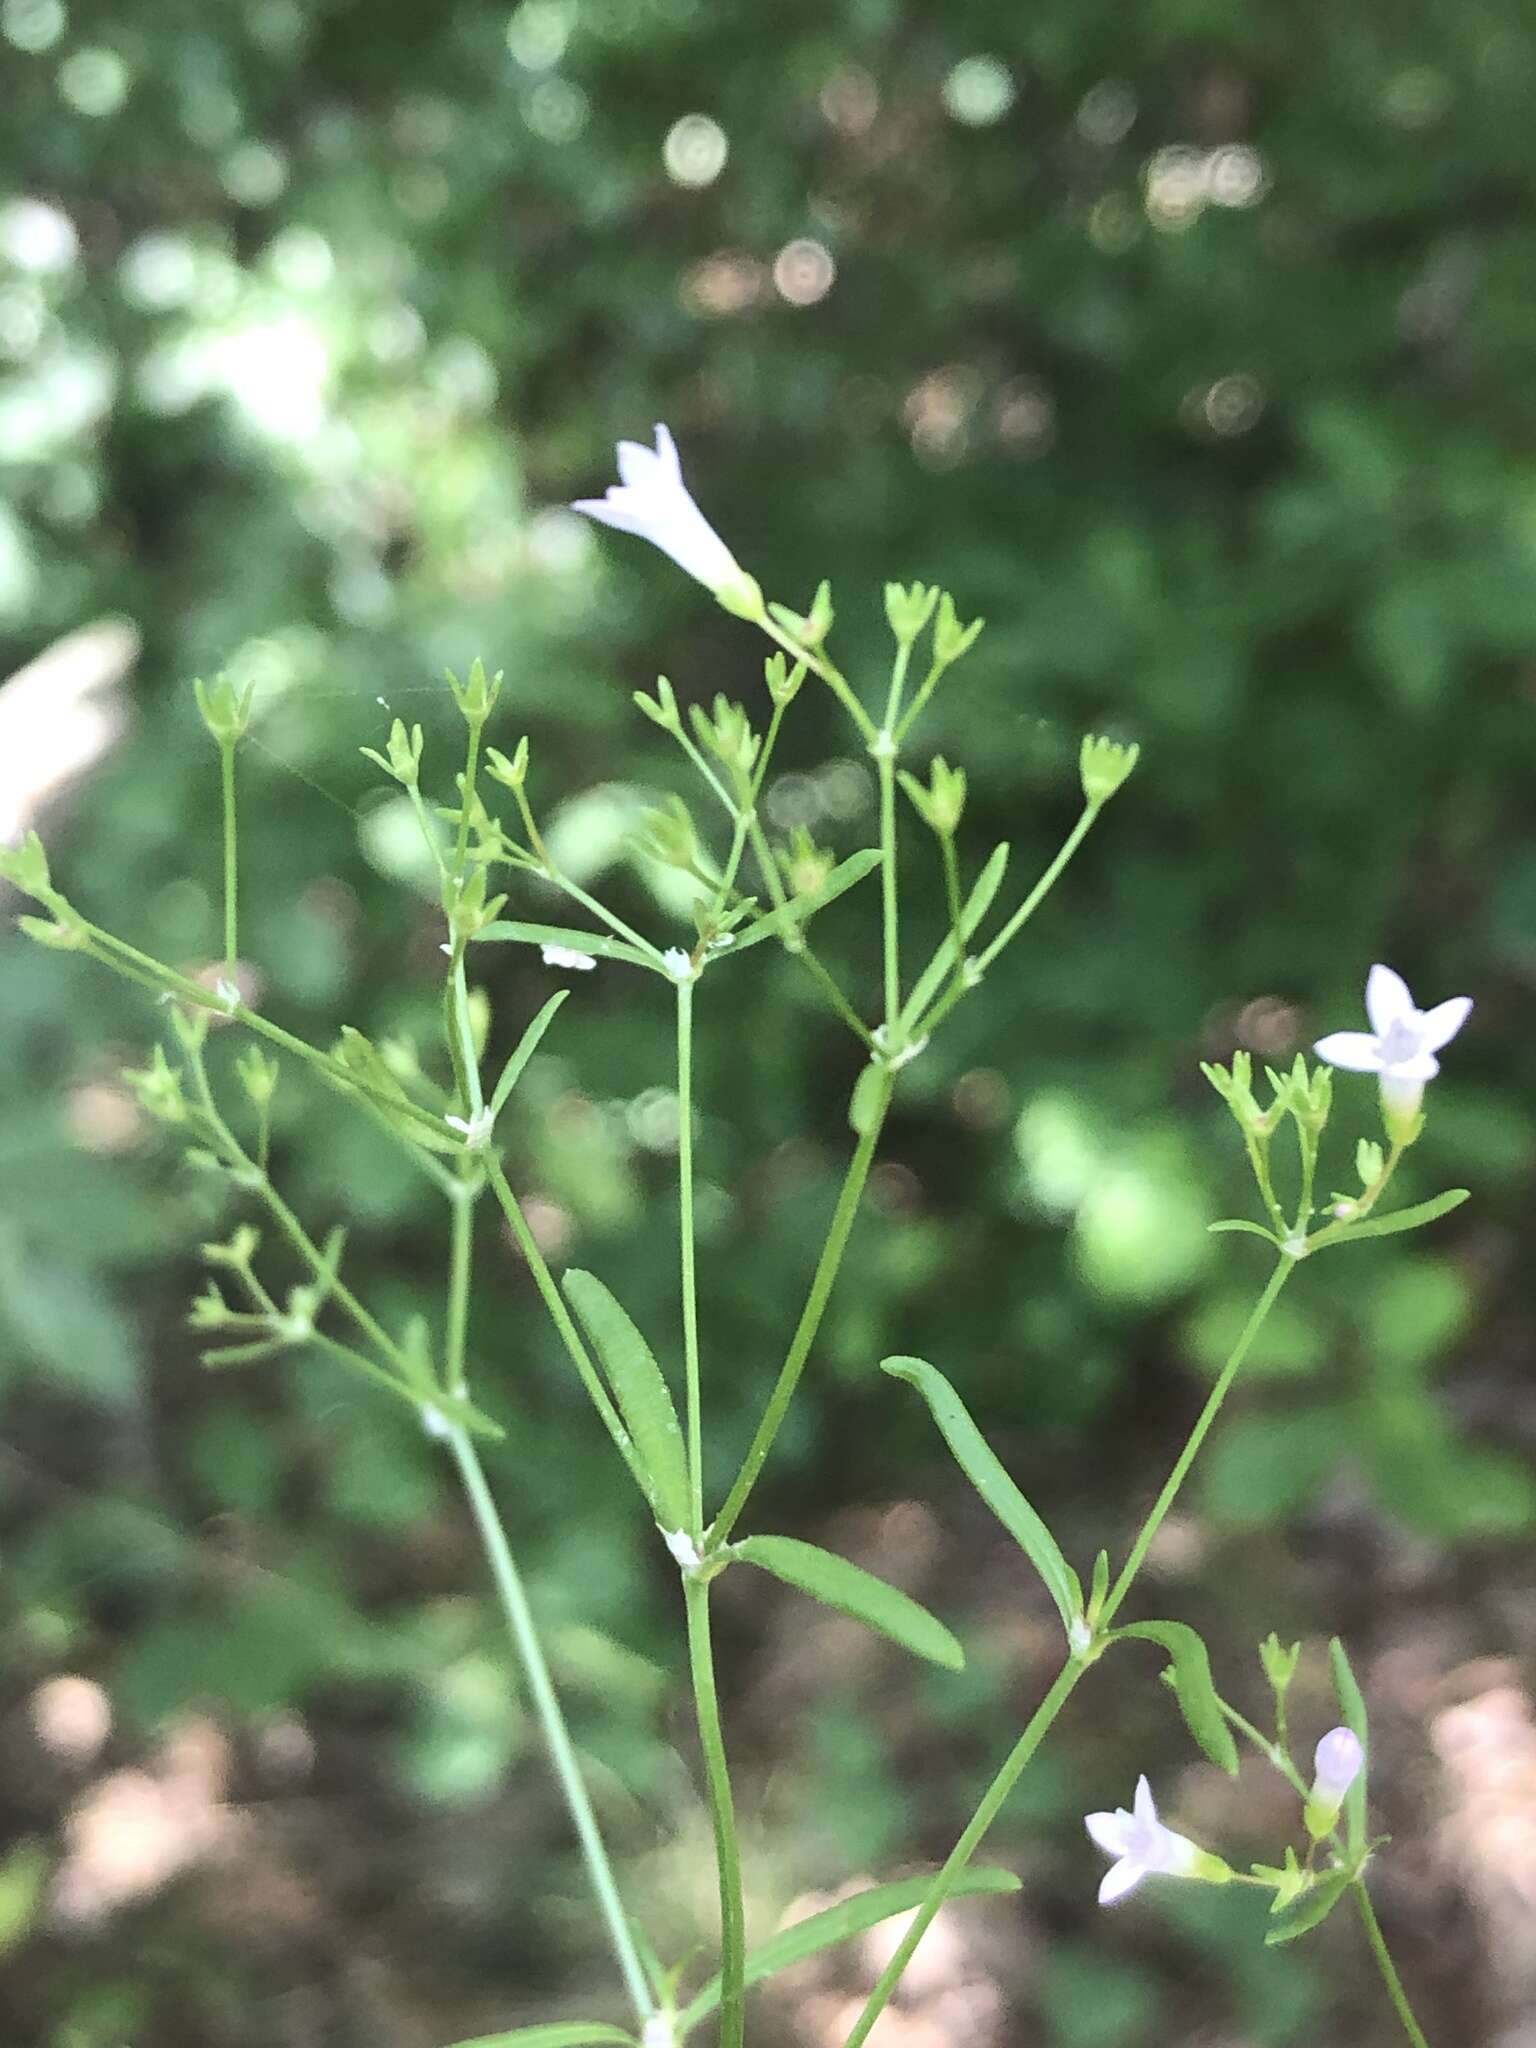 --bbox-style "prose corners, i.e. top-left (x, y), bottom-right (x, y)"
top-left (1380, 1049), bottom-right (1438, 1083)
top-left (616, 438), bottom-right (663, 488)
top-left (1366, 964), bottom-right (1414, 1036)
top-left (570, 494), bottom-right (649, 539)
top-left (652, 421), bottom-right (683, 482)
top-left (1418, 995), bottom-right (1472, 1053)
top-left (1314, 1031), bottom-right (1384, 1073)
top-left (1085, 1810), bottom-right (1130, 1856)
top-left (1097, 1857), bottom-right (1145, 1906)
top-left (1132, 1775), bottom-right (1159, 1829)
